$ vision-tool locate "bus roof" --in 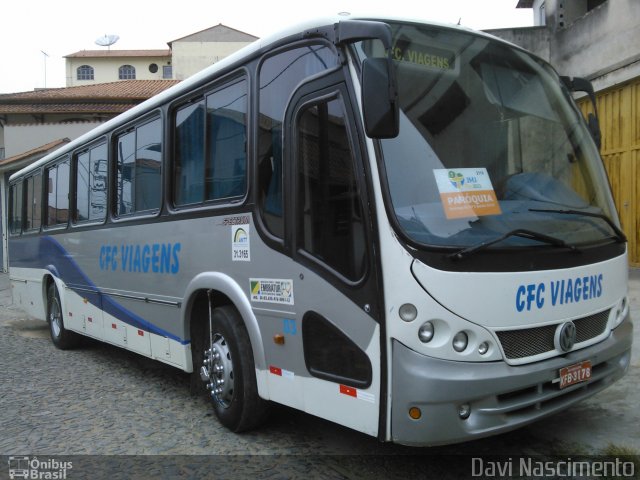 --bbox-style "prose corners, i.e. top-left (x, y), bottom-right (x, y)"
top-left (9, 14), bottom-right (513, 183)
